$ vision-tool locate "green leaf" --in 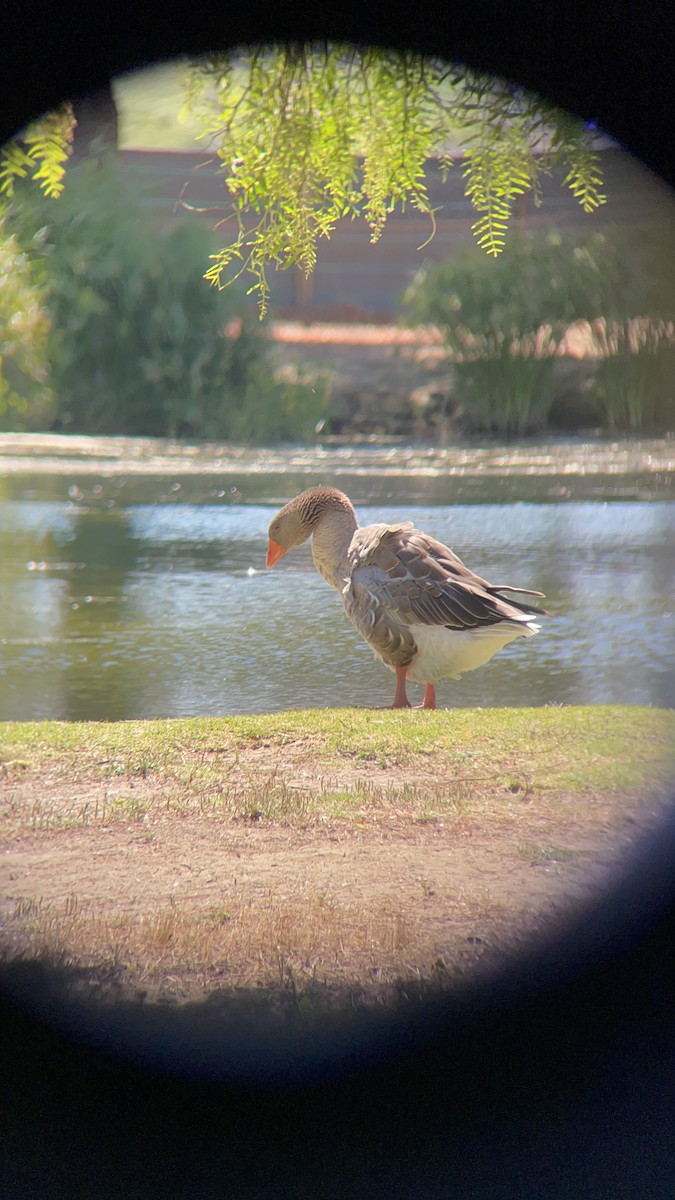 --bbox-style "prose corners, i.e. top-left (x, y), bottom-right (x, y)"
top-left (180, 46), bottom-right (607, 314)
top-left (0, 105), bottom-right (74, 203)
